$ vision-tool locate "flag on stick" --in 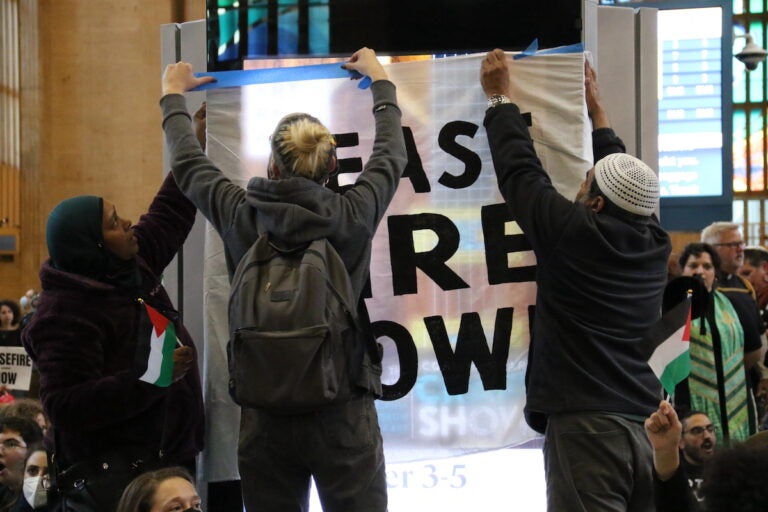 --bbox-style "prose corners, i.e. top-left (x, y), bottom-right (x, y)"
top-left (646, 296), bottom-right (692, 396)
top-left (138, 301), bottom-right (178, 387)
